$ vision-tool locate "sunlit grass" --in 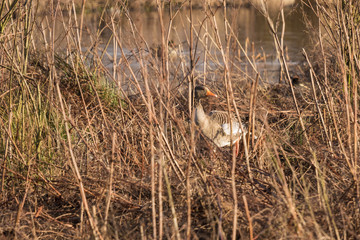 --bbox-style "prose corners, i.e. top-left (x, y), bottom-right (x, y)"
top-left (0, 0), bottom-right (359, 239)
